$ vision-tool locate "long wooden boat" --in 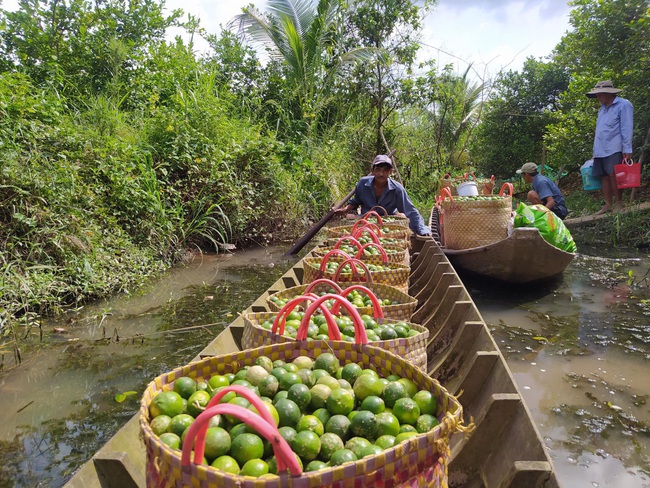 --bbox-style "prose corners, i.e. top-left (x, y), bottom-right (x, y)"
top-left (65, 236), bottom-right (559, 488)
top-left (429, 206), bottom-right (575, 284)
